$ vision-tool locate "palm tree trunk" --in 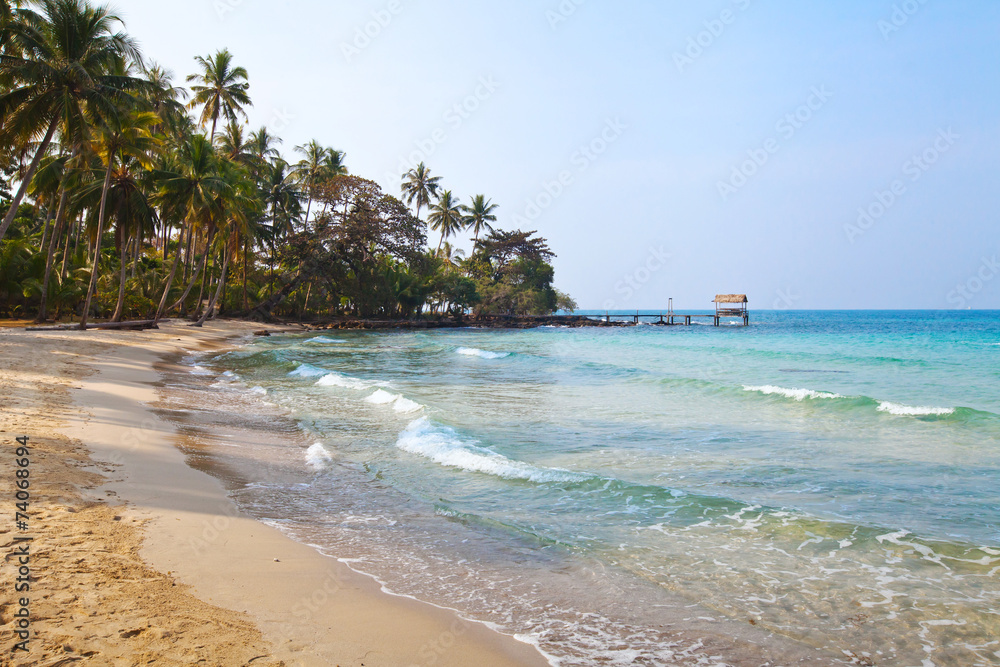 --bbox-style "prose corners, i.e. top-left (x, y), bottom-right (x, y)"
top-left (155, 223), bottom-right (188, 323)
top-left (80, 155), bottom-right (116, 329)
top-left (111, 232), bottom-right (130, 322)
top-left (0, 117), bottom-right (59, 243)
top-left (175, 225), bottom-right (214, 316)
top-left (183, 227), bottom-right (194, 282)
top-left (36, 186), bottom-right (70, 322)
top-left (193, 249), bottom-right (229, 327)
top-left (242, 238), bottom-right (249, 311)
top-left (38, 203), bottom-right (54, 254)
top-left (303, 196), bottom-right (313, 228)
top-left (62, 215), bottom-right (81, 280)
